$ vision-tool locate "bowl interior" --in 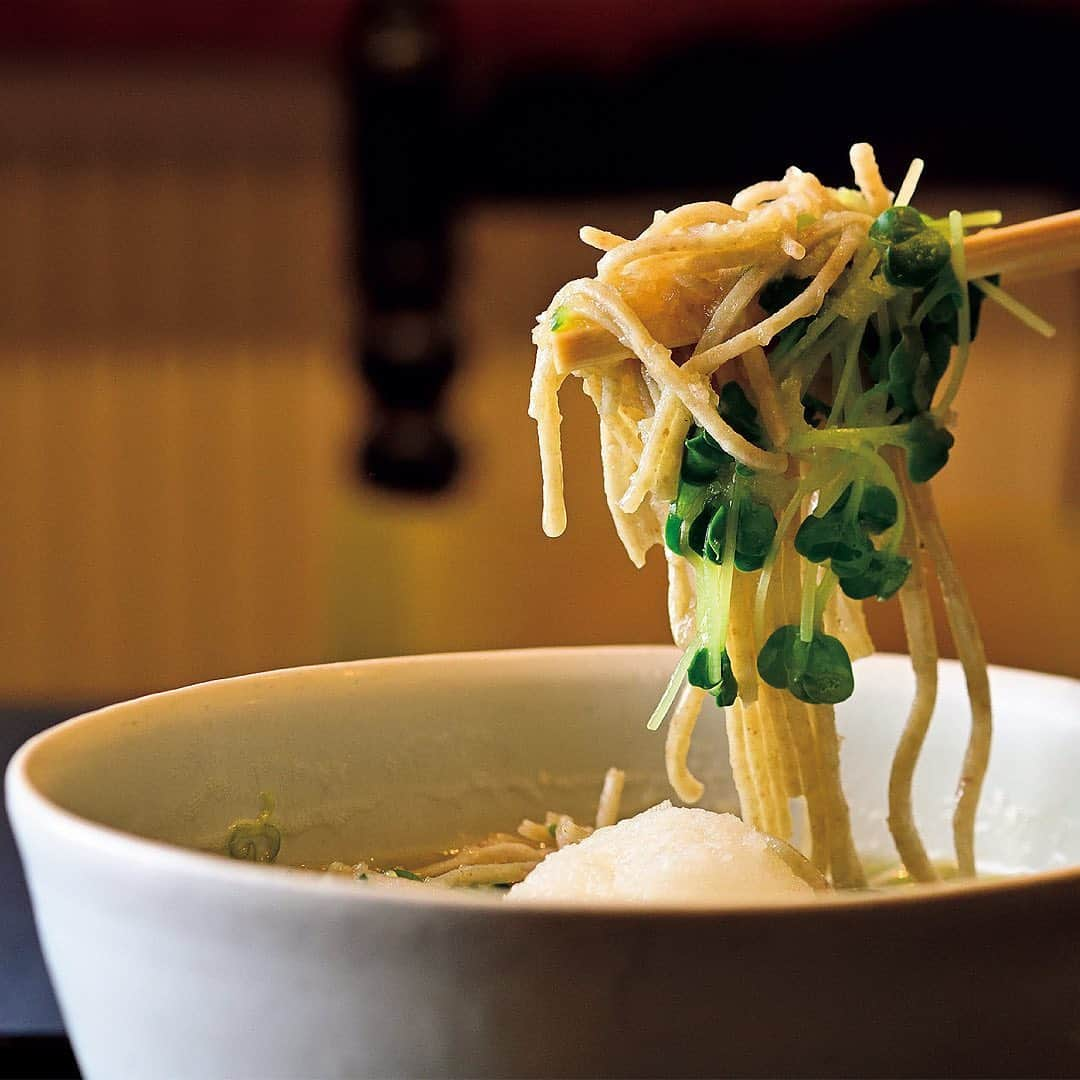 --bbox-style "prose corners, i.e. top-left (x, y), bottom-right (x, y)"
top-left (13, 647), bottom-right (1080, 879)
